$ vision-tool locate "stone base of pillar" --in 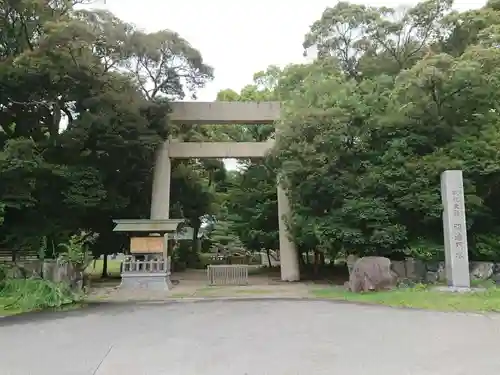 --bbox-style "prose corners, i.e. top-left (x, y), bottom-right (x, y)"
top-left (280, 264), bottom-right (300, 282)
top-left (119, 272), bottom-right (172, 291)
top-left (433, 285), bottom-right (485, 294)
